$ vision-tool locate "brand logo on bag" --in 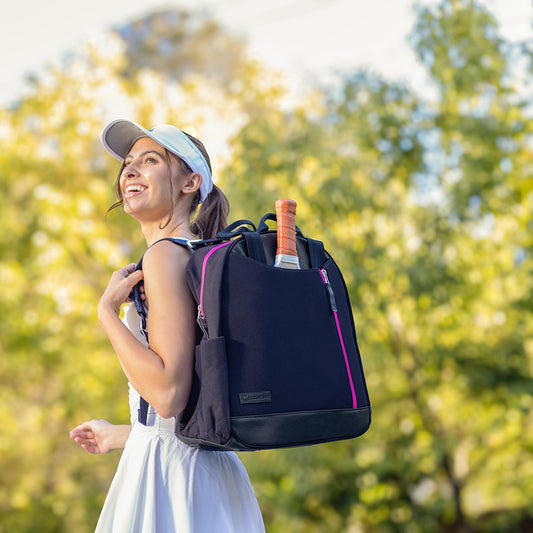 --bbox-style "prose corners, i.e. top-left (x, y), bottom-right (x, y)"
top-left (239, 391), bottom-right (272, 404)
